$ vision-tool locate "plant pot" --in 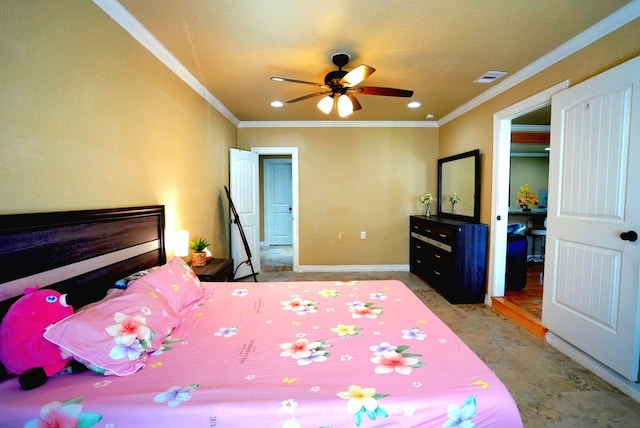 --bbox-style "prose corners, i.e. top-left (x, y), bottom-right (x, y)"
top-left (191, 252), bottom-right (207, 267)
